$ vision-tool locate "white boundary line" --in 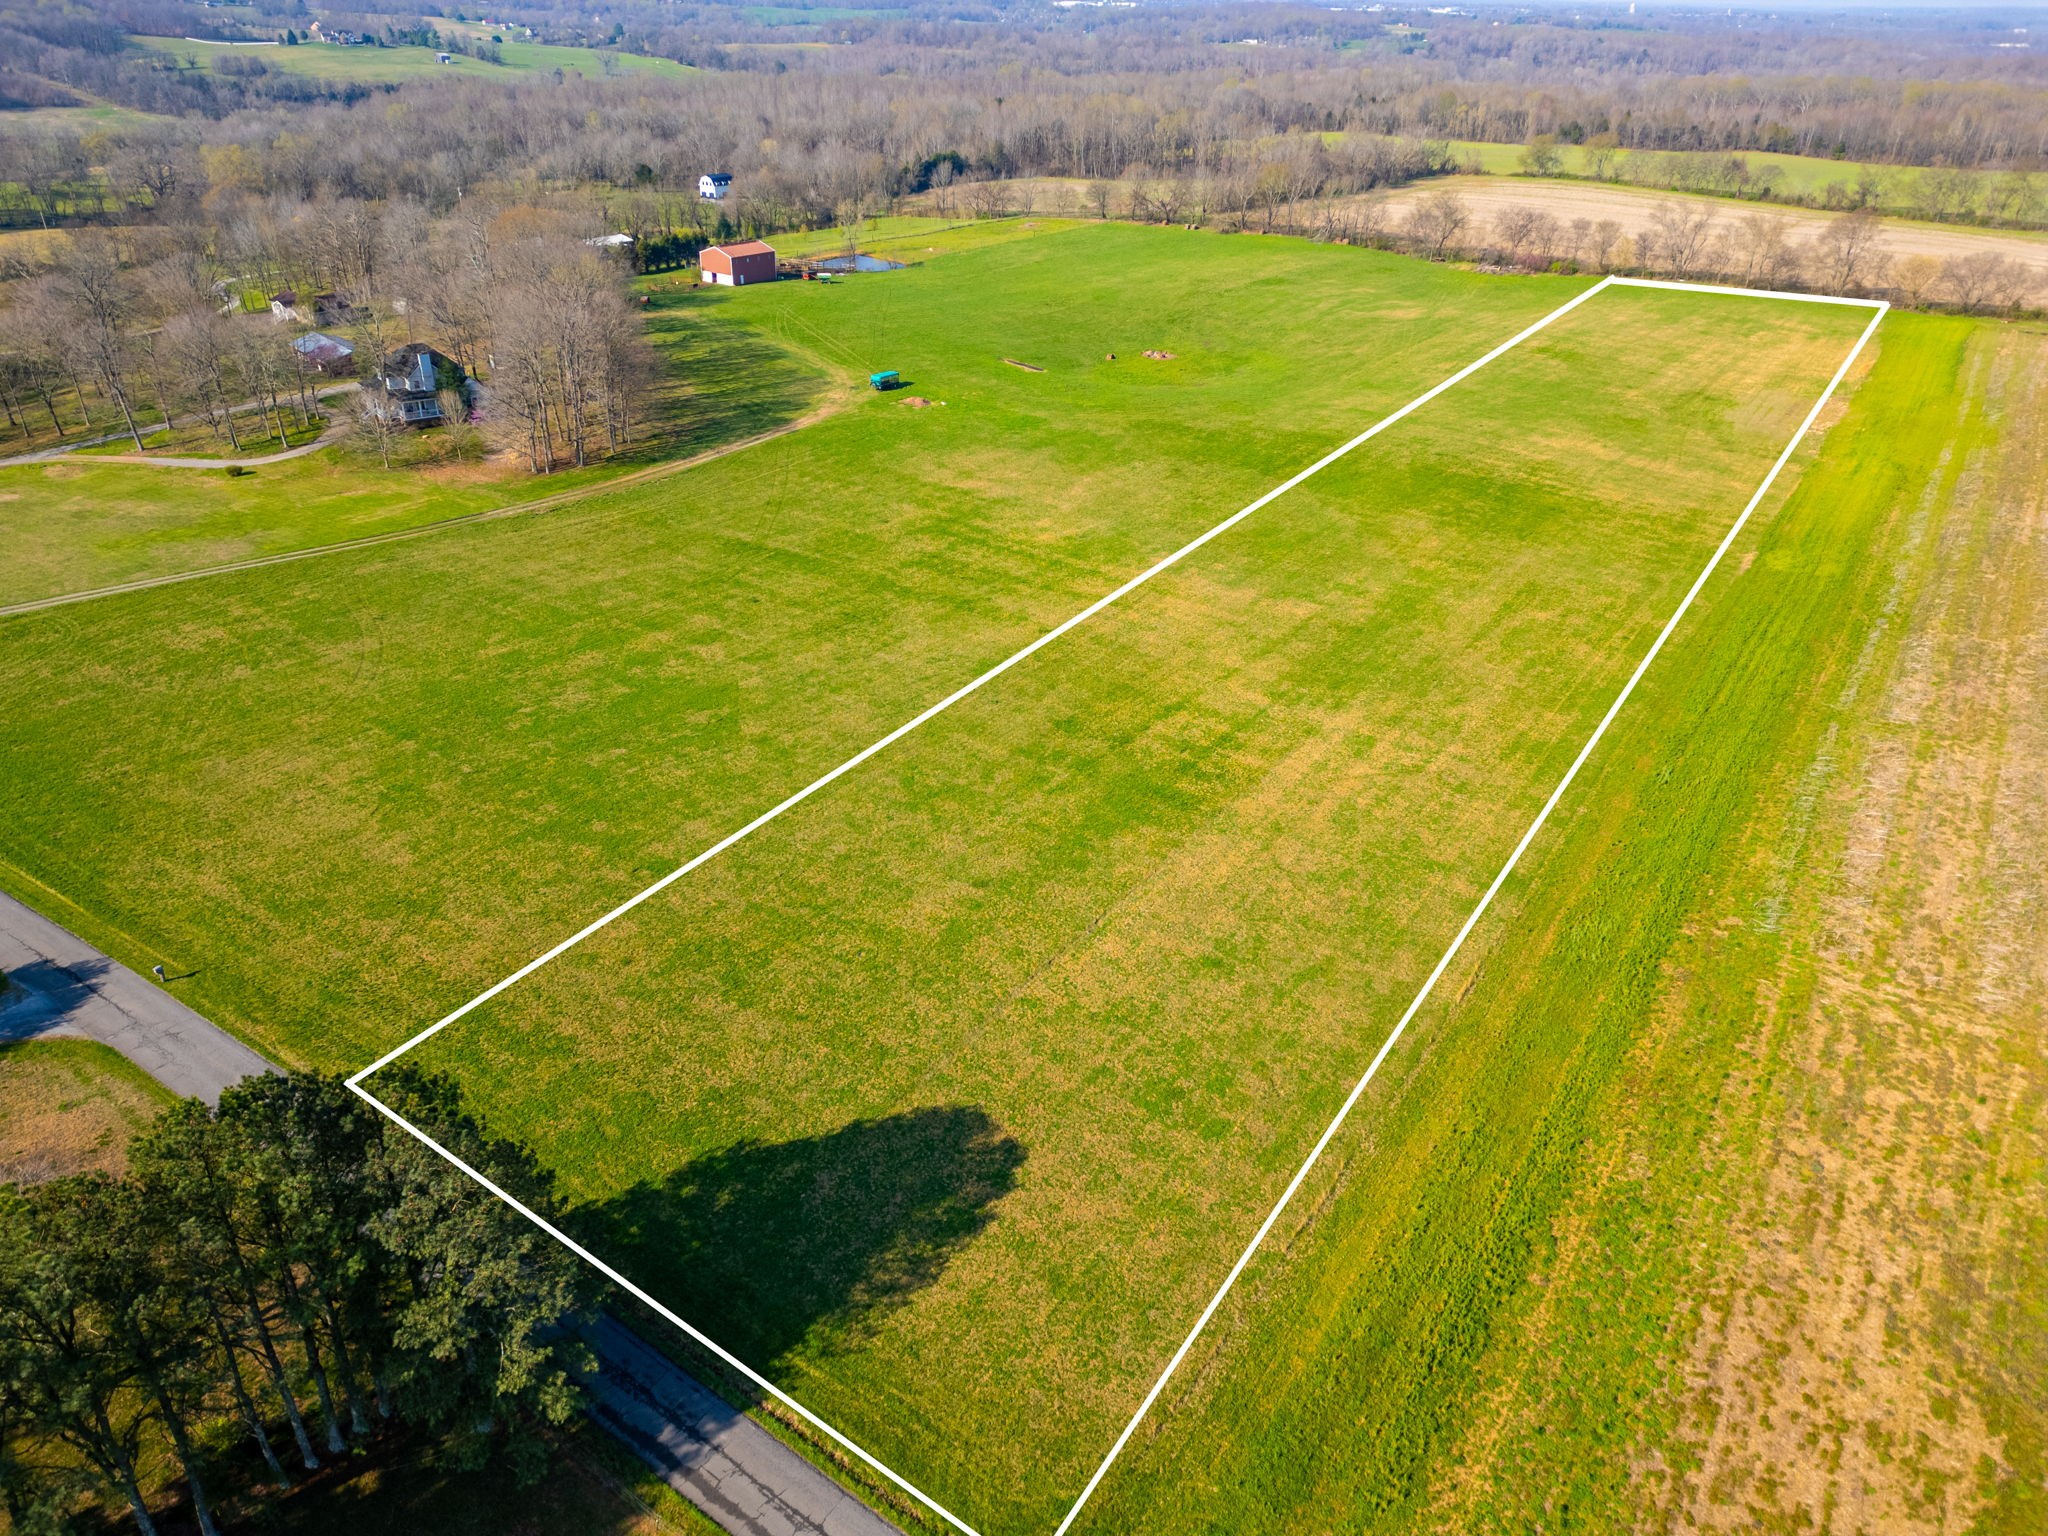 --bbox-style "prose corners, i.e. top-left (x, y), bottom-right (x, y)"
top-left (346, 276), bottom-right (1886, 1536)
